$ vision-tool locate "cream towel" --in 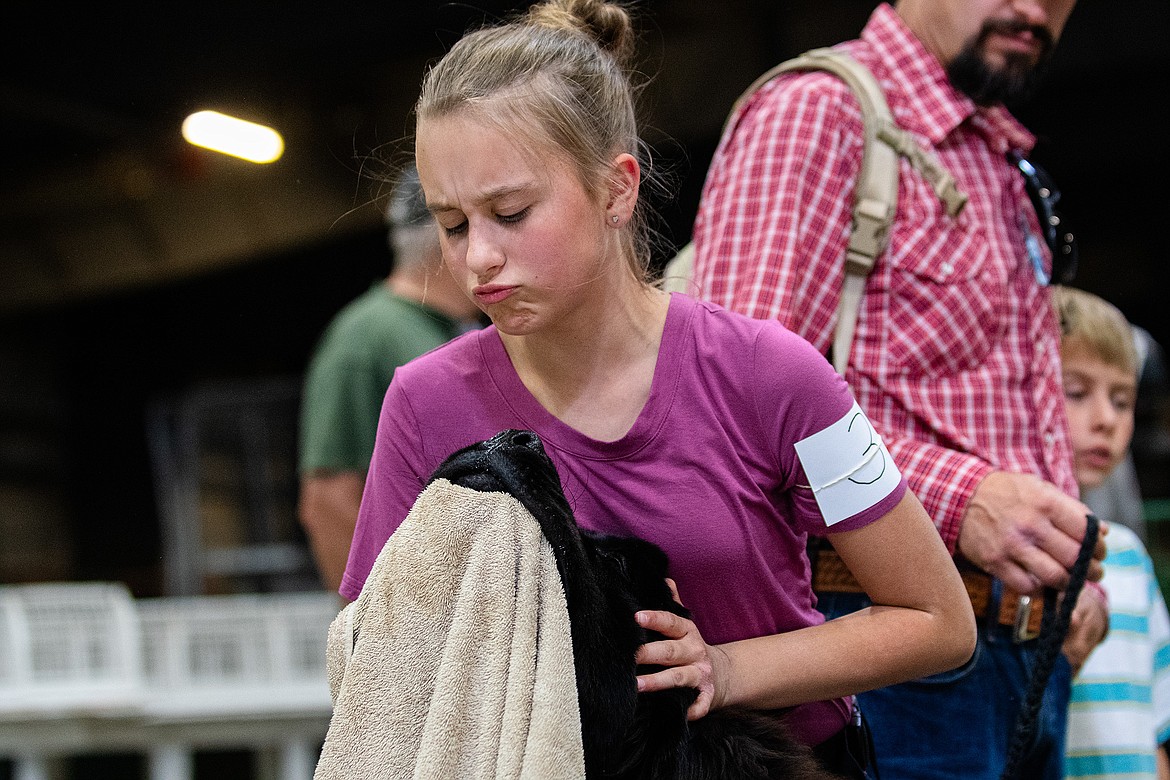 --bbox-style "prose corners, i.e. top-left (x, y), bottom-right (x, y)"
top-left (314, 478), bottom-right (586, 780)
